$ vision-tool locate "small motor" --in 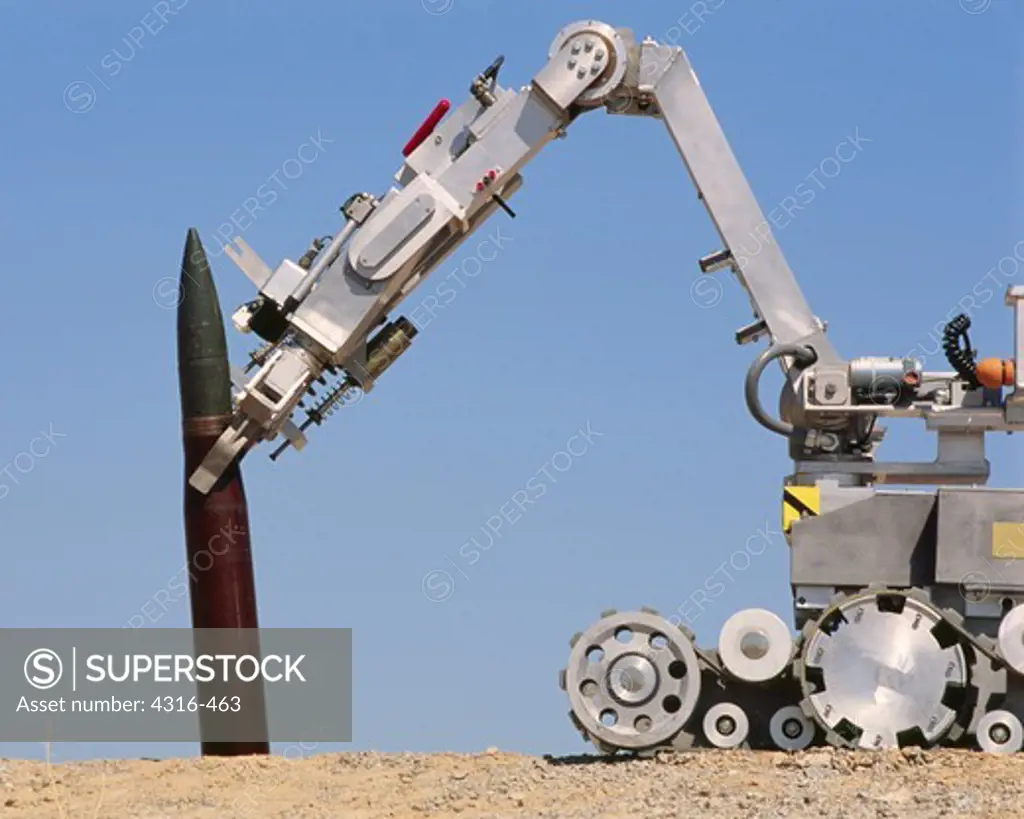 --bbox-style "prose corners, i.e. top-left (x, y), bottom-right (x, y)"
top-left (848, 356), bottom-right (922, 405)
